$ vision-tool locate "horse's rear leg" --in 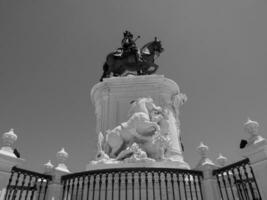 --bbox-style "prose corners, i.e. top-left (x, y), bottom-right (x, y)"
top-left (100, 63), bottom-right (110, 81)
